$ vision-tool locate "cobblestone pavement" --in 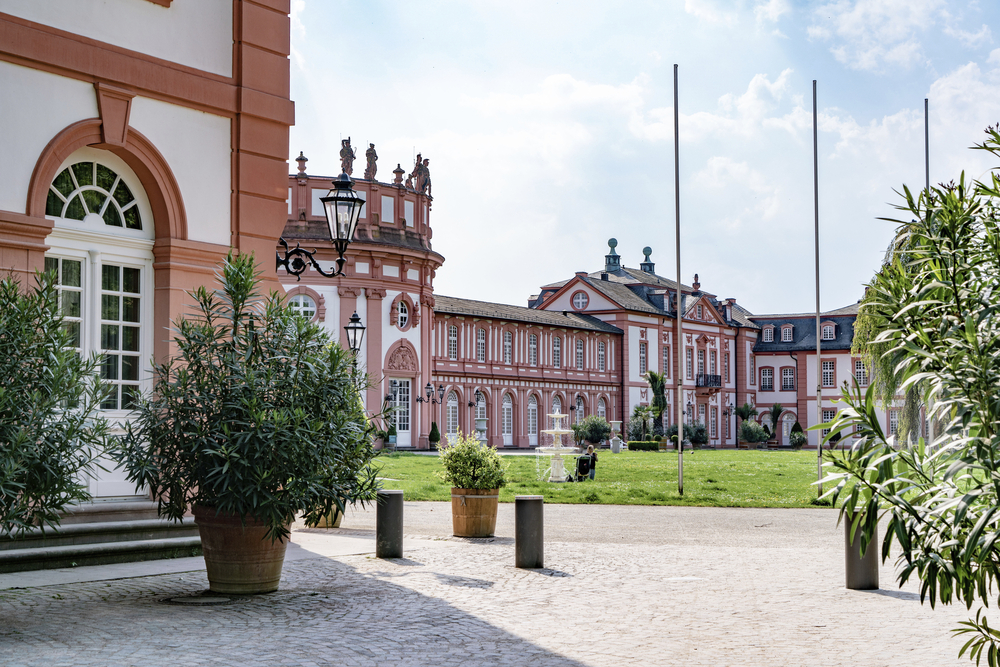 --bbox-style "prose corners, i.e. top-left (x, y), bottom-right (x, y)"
top-left (0, 503), bottom-right (980, 666)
